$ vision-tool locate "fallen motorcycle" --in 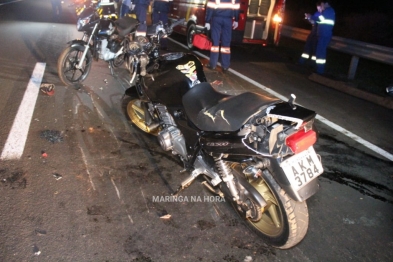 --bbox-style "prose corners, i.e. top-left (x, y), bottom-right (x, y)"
top-left (121, 18), bottom-right (323, 249)
top-left (57, 0), bottom-right (124, 86)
